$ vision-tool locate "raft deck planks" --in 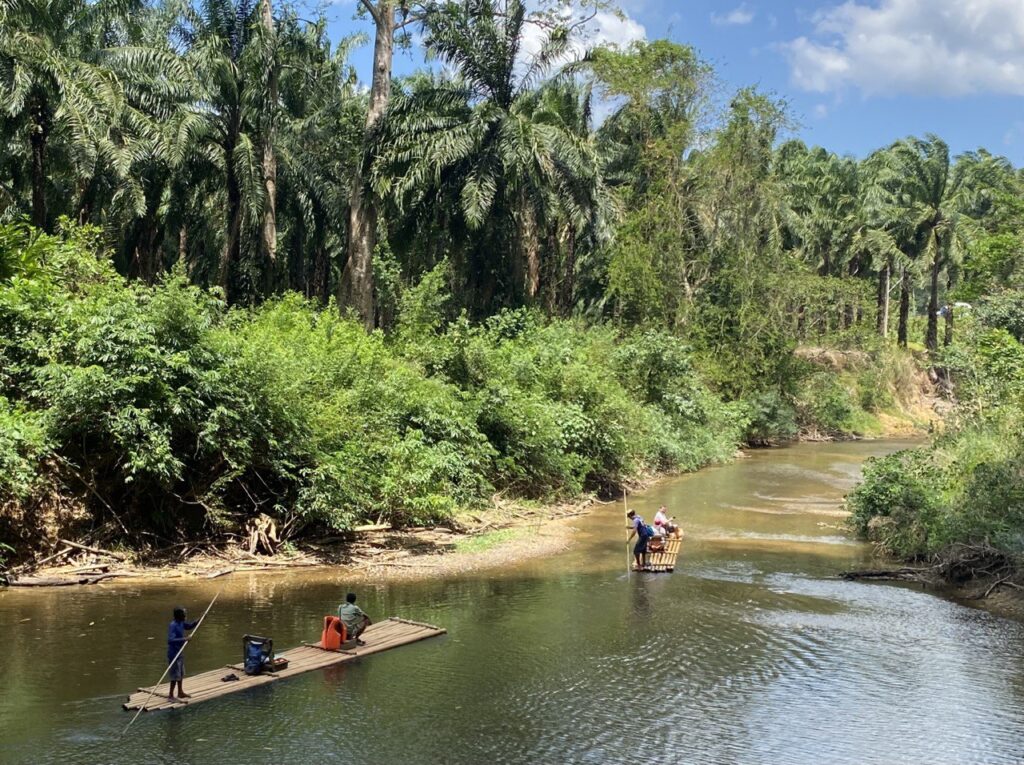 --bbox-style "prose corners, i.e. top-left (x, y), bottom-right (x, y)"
top-left (123, 617), bottom-right (445, 713)
top-left (635, 536), bottom-right (682, 573)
